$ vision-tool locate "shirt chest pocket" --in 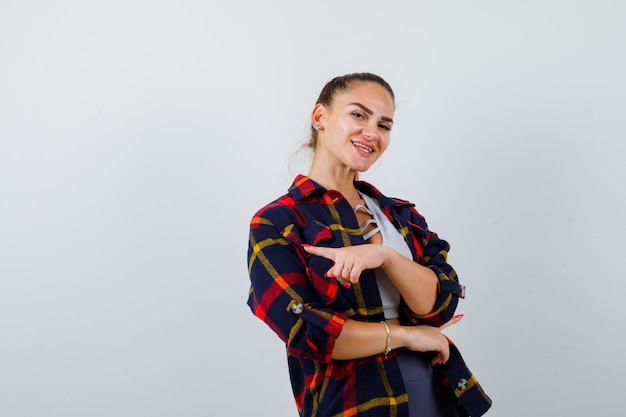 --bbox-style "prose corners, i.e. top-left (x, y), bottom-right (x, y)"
top-left (280, 220), bottom-right (333, 247)
top-left (281, 221), bottom-right (339, 305)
